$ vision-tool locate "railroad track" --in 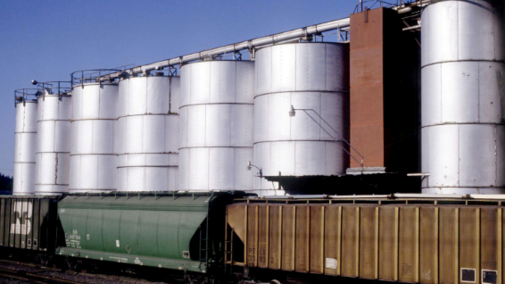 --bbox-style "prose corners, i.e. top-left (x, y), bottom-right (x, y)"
top-left (0, 266), bottom-right (85, 284)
